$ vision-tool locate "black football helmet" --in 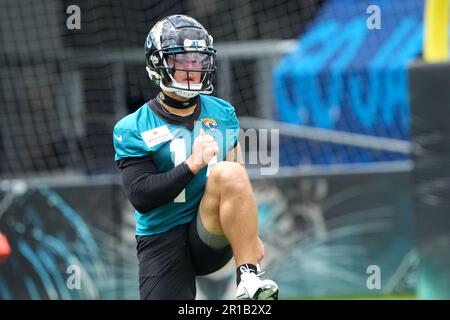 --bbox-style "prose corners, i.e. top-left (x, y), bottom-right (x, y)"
top-left (145, 15), bottom-right (216, 98)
